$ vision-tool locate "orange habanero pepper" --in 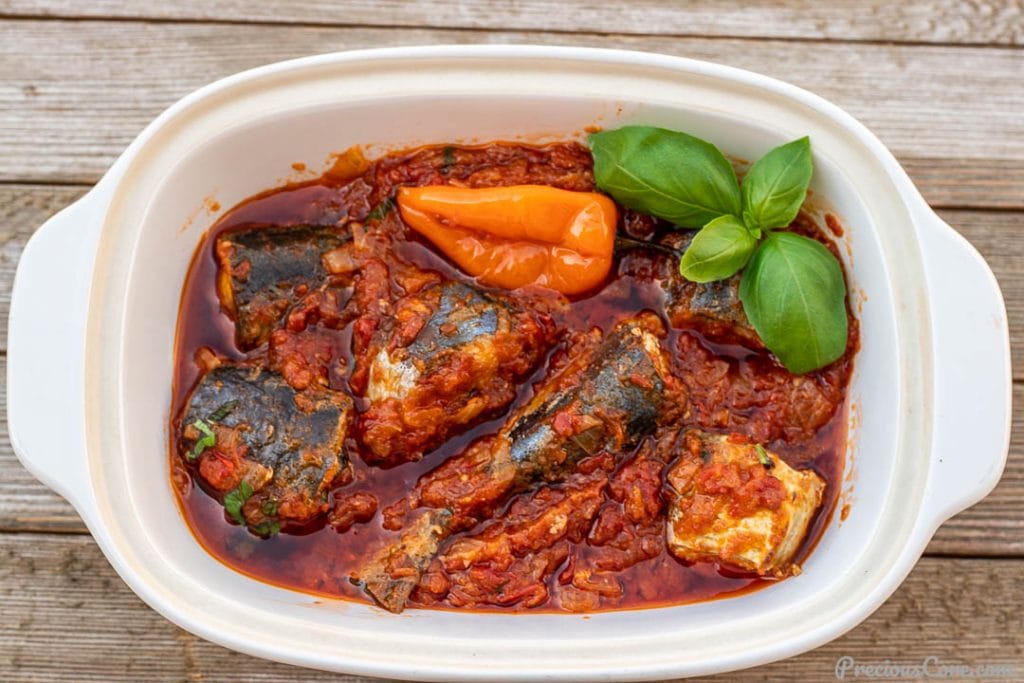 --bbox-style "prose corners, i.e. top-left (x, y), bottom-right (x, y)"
top-left (396, 185), bottom-right (617, 295)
